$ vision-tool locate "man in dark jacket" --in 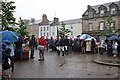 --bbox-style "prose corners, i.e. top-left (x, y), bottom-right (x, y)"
top-left (64, 36), bottom-right (69, 55)
top-left (29, 35), bottom-right (36, 59)
top-left (91, 39), bottom-right (96, 54)
top-left (56, 36), bottom-right (69, 56)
